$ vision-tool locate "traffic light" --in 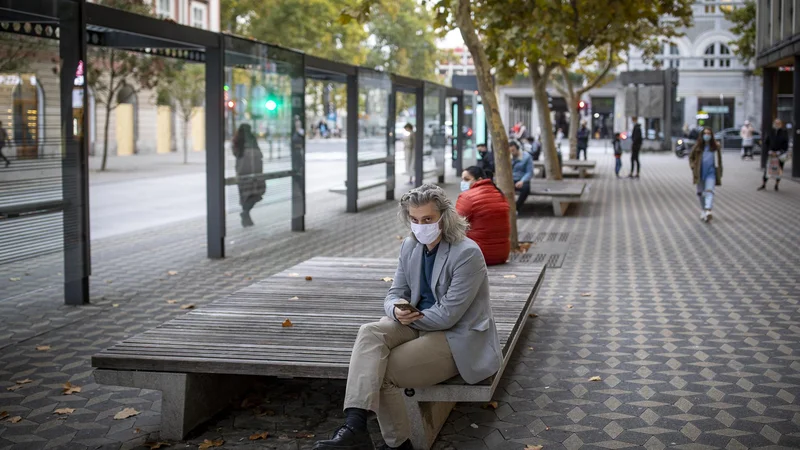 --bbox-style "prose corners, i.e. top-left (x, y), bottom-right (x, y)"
top-left (265, 99), bottom-right (277, 111)
top-left (226, 100), bottom-right (235, 109)
top-left (578, 100), bottom-right (586, 110)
